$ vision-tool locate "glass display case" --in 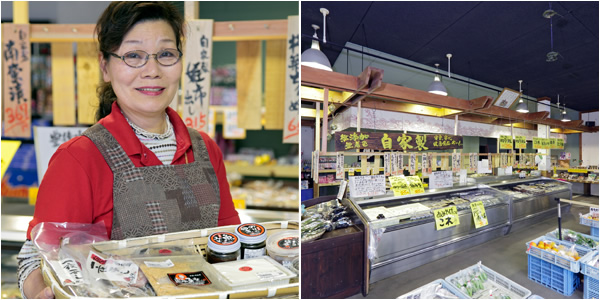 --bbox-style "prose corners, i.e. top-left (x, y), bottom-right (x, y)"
top-left (346, 185), bottom-right (511, 287)
top-left (488, 177), bottom-right (572, 230)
